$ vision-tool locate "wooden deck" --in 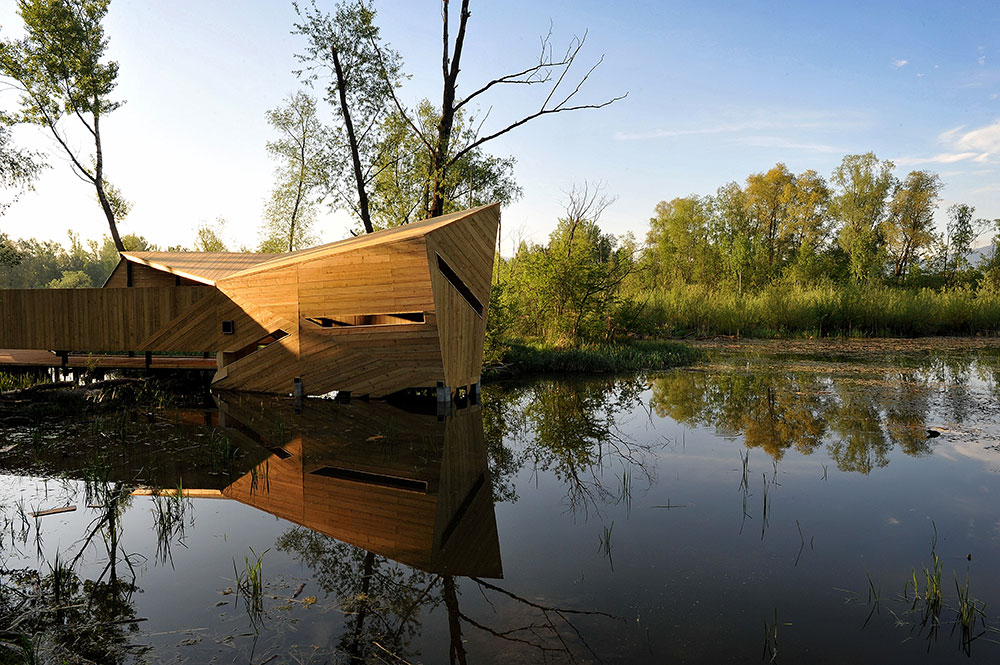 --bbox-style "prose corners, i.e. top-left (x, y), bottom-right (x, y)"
top-left (0, 349), bottom-right (217, 370)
